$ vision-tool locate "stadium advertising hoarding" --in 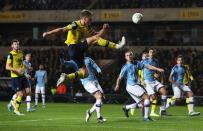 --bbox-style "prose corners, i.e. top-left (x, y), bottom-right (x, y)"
top-left (0, 8), bottom-right (202, 23)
